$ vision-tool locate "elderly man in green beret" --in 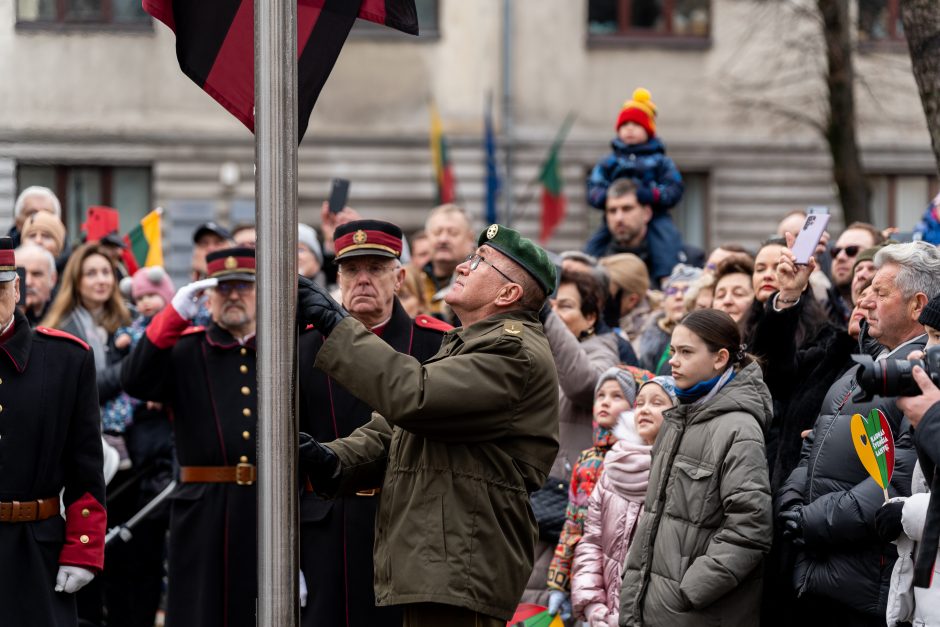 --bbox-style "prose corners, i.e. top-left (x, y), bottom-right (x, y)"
top-left (297, 224), bottom-right (560, 627)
